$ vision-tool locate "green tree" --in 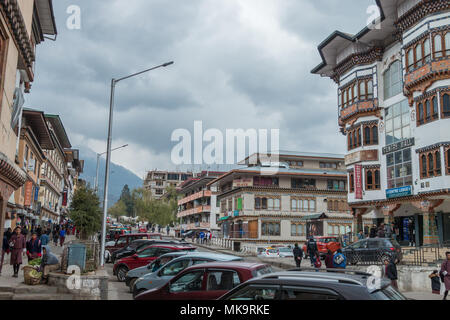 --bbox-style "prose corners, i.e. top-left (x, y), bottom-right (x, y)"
top-left (108, 200), bottom-right (126, 219)
top-left (119, 184), bottom-right (134, 217)
top-left (69, 186), bottom-right (102, 240)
